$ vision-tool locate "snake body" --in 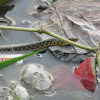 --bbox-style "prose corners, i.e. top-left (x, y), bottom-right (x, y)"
top-left (0, 38), bottom-right (78, 52)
